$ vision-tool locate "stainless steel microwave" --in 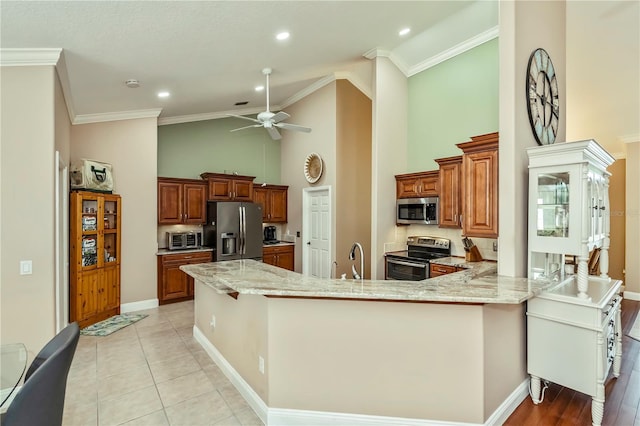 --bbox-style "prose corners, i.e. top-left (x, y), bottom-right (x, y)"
top-left (396, 197), bottom-right (439, 225)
